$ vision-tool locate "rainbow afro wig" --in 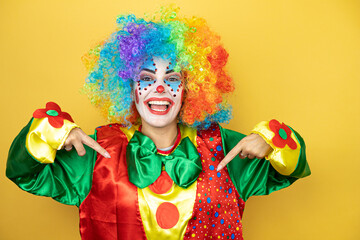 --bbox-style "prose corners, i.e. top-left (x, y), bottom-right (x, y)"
top-left (83, 5), bottom-right (235, 129)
